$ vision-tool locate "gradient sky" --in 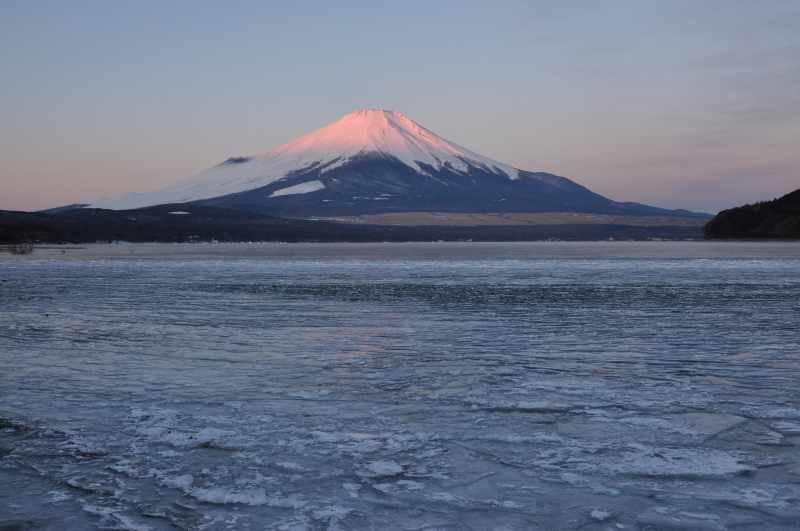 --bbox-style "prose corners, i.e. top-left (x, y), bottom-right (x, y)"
top-left (1, 1), bottom-right (798, 213)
